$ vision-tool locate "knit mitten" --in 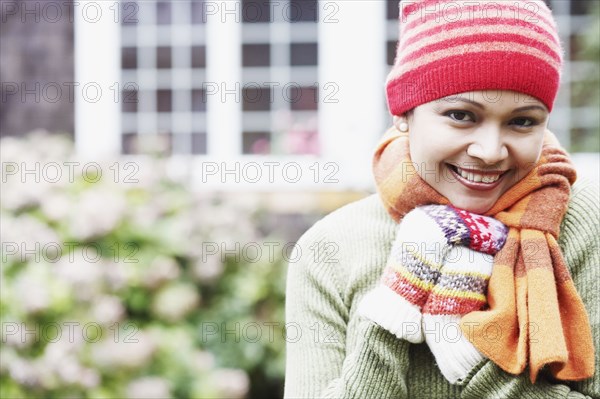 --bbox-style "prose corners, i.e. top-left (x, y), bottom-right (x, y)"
top-left (358, 206), bottom-right (453, 343)
top-left (420, 206), bottom-right (508, 384)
